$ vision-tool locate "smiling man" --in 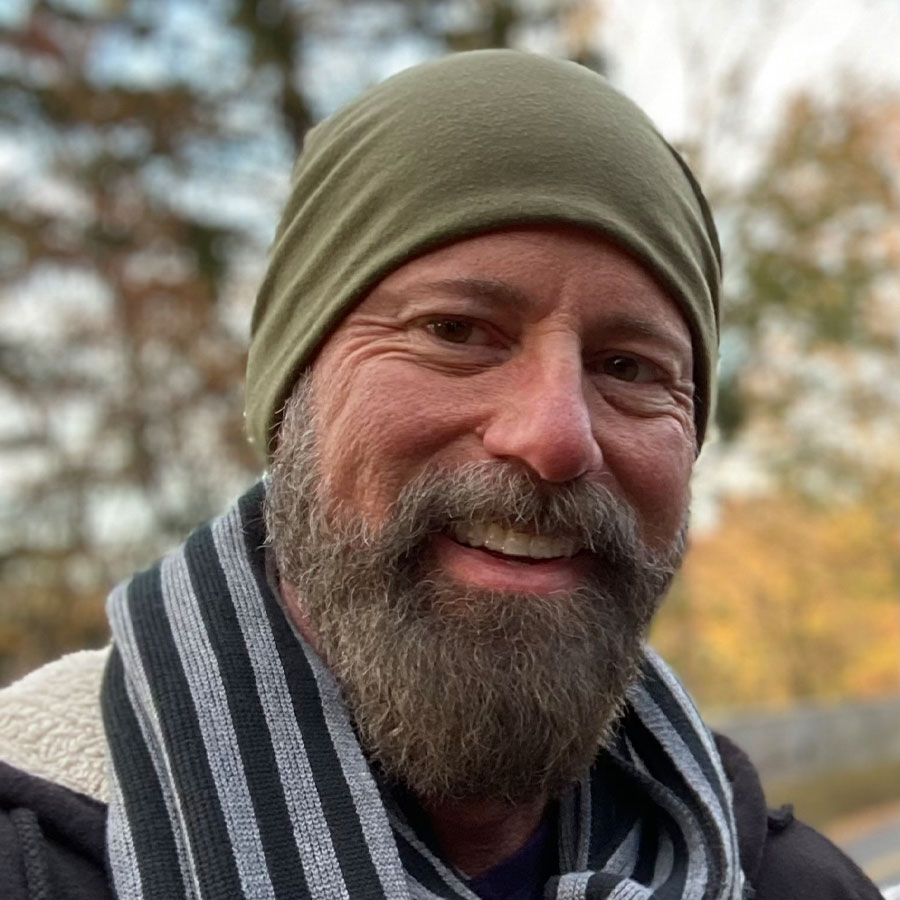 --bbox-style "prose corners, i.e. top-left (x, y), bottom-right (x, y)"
top-left (0, 51), bottom-right (882, 900)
